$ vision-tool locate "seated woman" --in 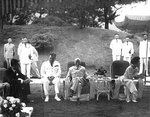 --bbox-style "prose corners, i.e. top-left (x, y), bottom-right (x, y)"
top-left (66, 58), bottom-right (88, 102)
top-left (3, 59), bottom-right (30, 103)
top-left (121, 56), bottom-right (144, 103)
